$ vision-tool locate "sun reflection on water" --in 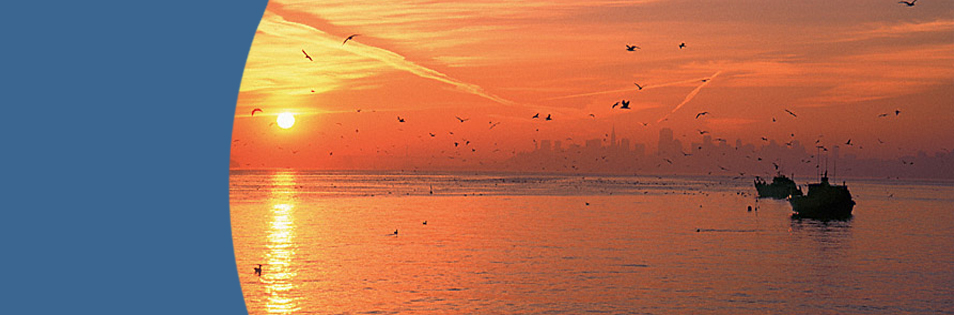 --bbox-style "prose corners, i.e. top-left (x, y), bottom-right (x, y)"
top-left (262, 172), bottom-right (300, 314)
